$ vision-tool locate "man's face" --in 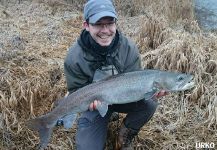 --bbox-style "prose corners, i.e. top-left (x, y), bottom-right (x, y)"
top-left (84, 17), bottom-right (117, 46)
